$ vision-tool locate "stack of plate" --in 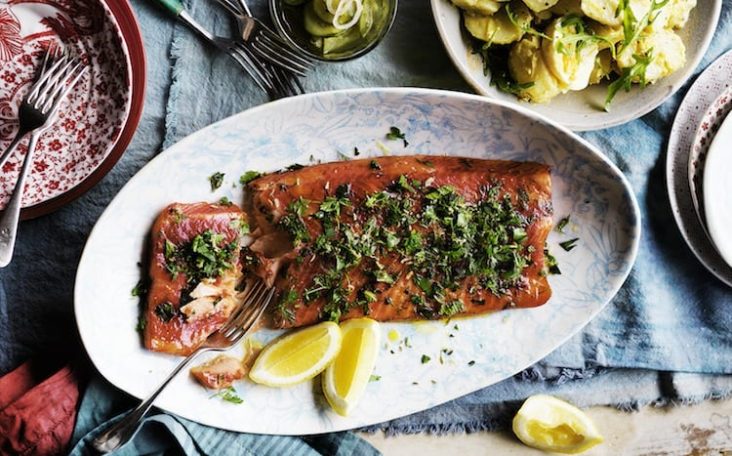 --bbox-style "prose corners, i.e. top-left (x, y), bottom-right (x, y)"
top-left (668, 50), bottom-right (732, 286)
